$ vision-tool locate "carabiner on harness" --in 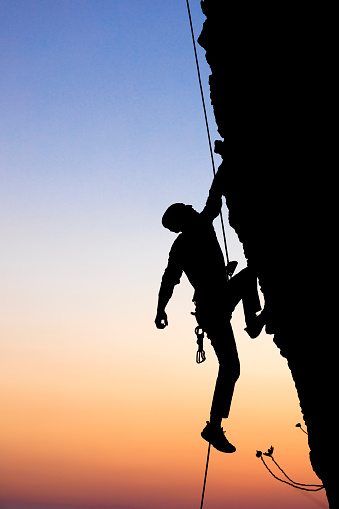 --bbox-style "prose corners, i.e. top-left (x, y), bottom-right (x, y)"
top-left (195, 326), bottom-right (206, 364)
